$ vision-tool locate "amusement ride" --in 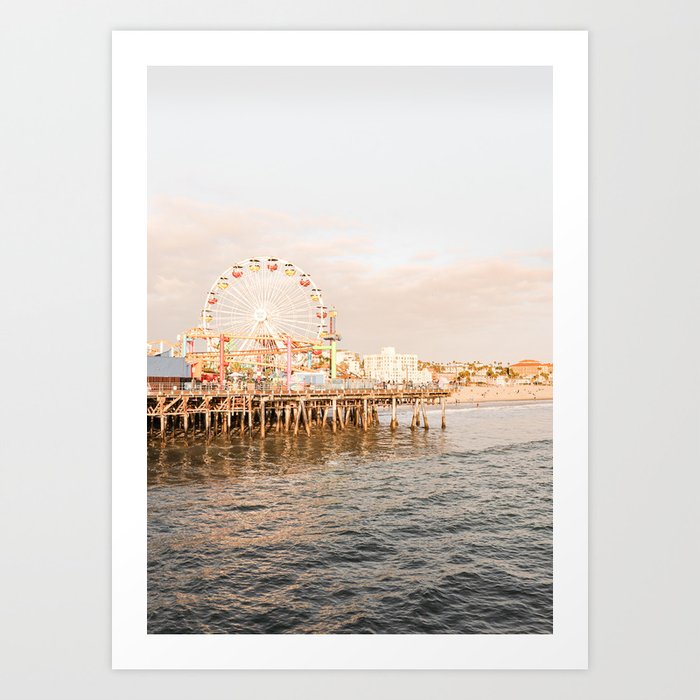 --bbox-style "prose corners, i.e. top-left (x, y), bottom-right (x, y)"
top-left (174, 256), bottom-right (340, 389)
